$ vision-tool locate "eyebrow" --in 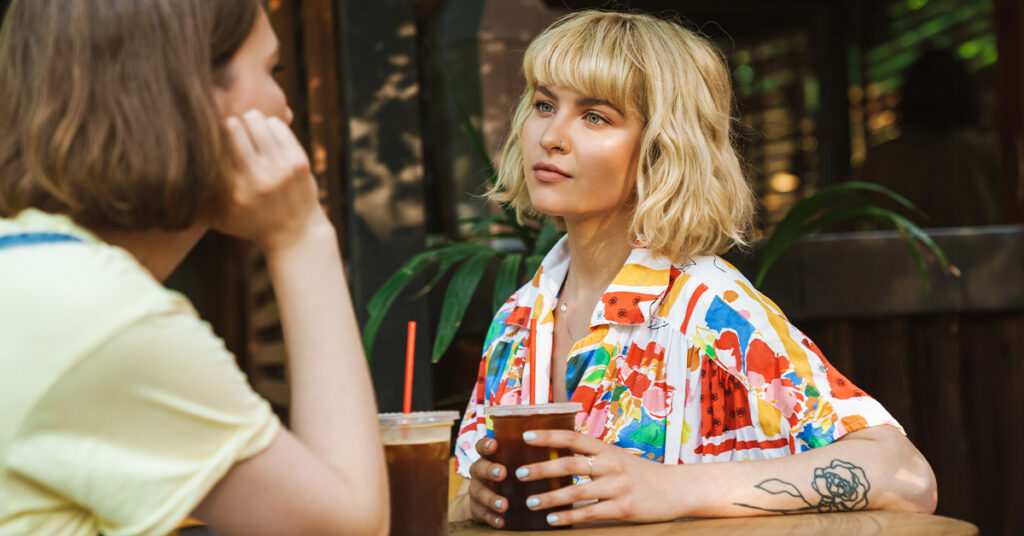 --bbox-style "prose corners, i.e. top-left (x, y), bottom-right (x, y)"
top-left (536, 85), bottom-right (624, 117)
